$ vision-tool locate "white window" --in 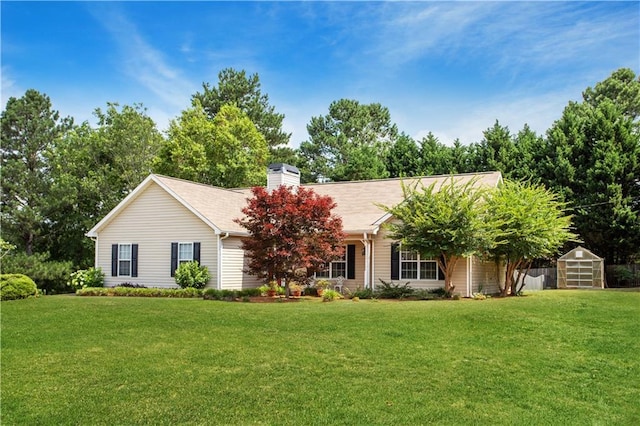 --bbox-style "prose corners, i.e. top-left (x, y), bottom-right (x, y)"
top-left (178, 243), bottom-right (193, 265)
top-left (119, 244), bottom-right (131, 276)
top-left (316, 248), bottom-right (346, 279)
top-left (400, 249), bottom-right (439, 280)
